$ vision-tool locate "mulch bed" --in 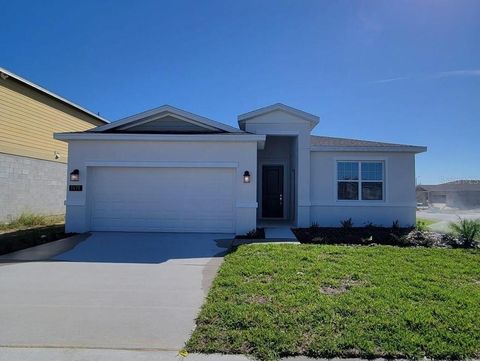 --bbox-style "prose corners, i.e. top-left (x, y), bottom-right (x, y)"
top-left (291, 226), bottom-right (474, 248)
top-left (235, 228), bottom-right (266, 239)
top-left (293, 226), bottom-right (412, 245)
top-left (0, 224), bottom-right (72, 255)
